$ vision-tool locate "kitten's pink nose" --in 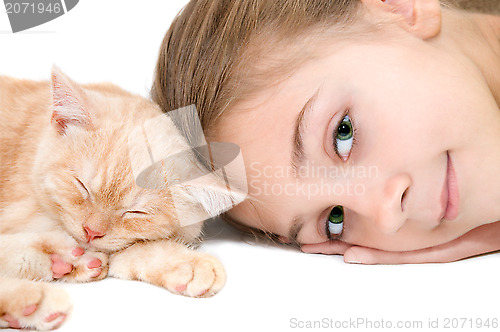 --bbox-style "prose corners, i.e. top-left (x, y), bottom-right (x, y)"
top-left (84, 226), bottom-right (105, 243)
